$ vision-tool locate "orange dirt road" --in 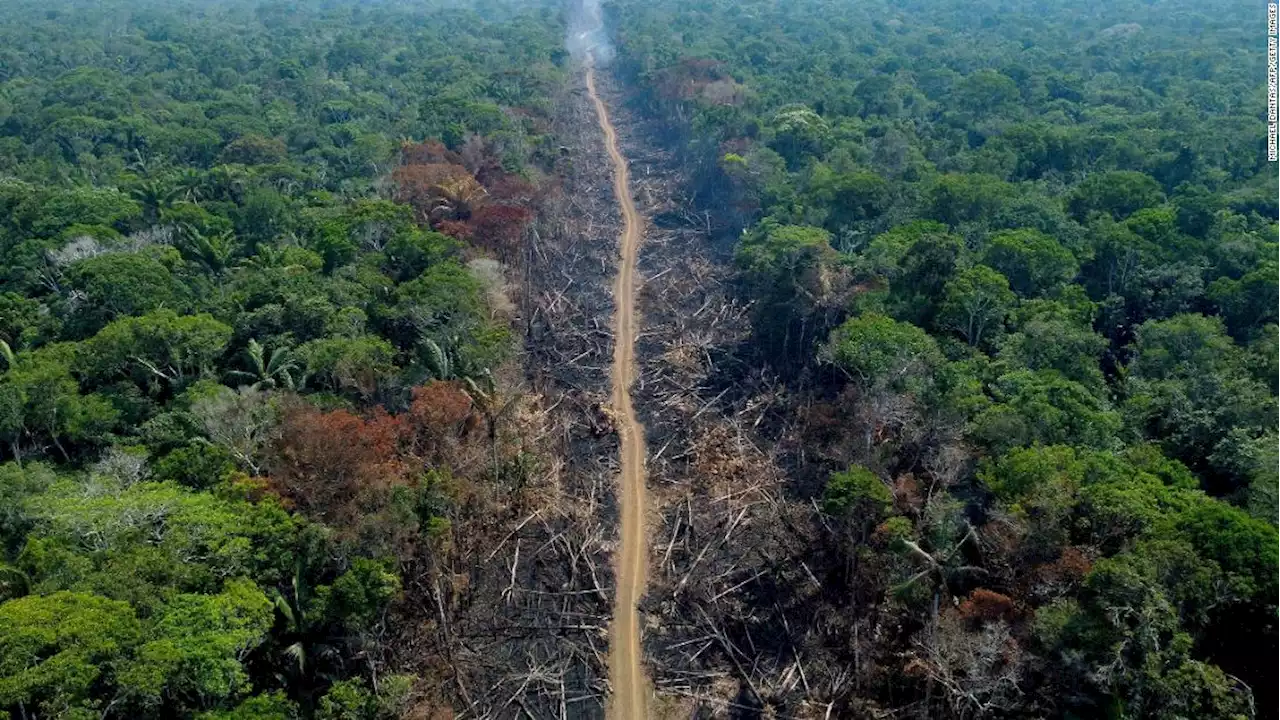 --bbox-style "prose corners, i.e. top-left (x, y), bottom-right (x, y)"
top-left (585, 60), bottom-right (651, 719)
